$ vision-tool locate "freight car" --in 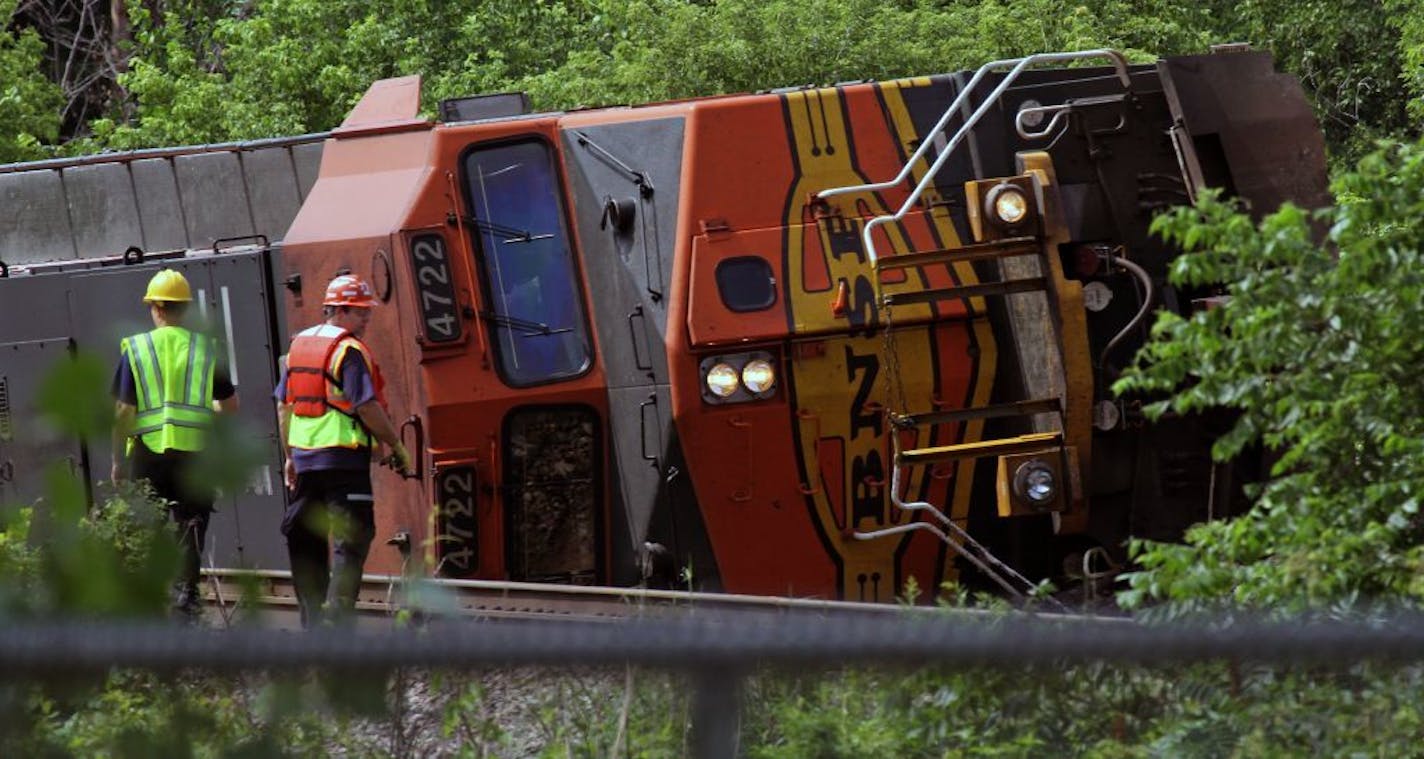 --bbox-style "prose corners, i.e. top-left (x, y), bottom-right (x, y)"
top-left (0, 46), bottom-right (1329, 601)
